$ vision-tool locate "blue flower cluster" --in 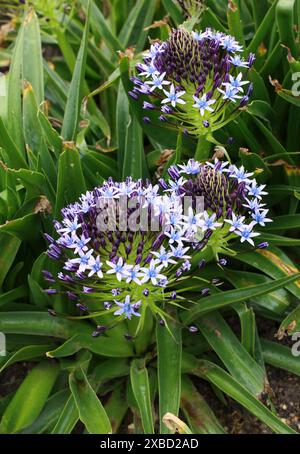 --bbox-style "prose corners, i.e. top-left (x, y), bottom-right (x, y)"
top-left (130, 28), bottom-right (255, 136)
top-left (44, 160), bottom-right (270, 324)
